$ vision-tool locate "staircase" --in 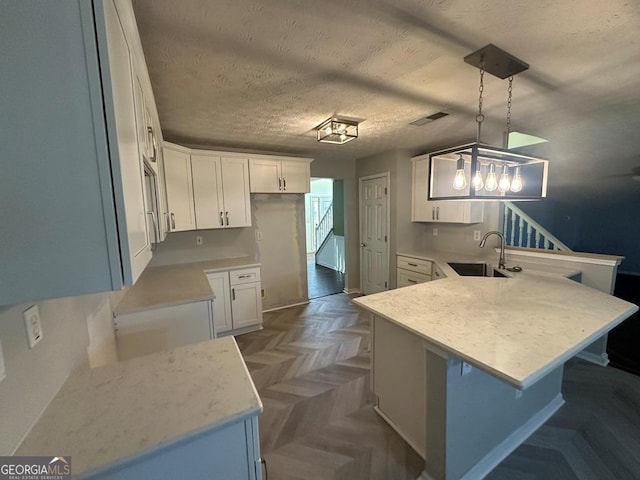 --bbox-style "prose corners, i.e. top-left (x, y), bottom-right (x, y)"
top-left (502, 202), bottom-right (571, 251)
top-left (315, 202), bottom-right (333, 254)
